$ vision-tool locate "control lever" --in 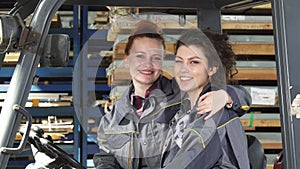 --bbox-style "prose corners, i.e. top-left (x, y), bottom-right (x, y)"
top-left (22, 126), bottom-right (85, 169)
